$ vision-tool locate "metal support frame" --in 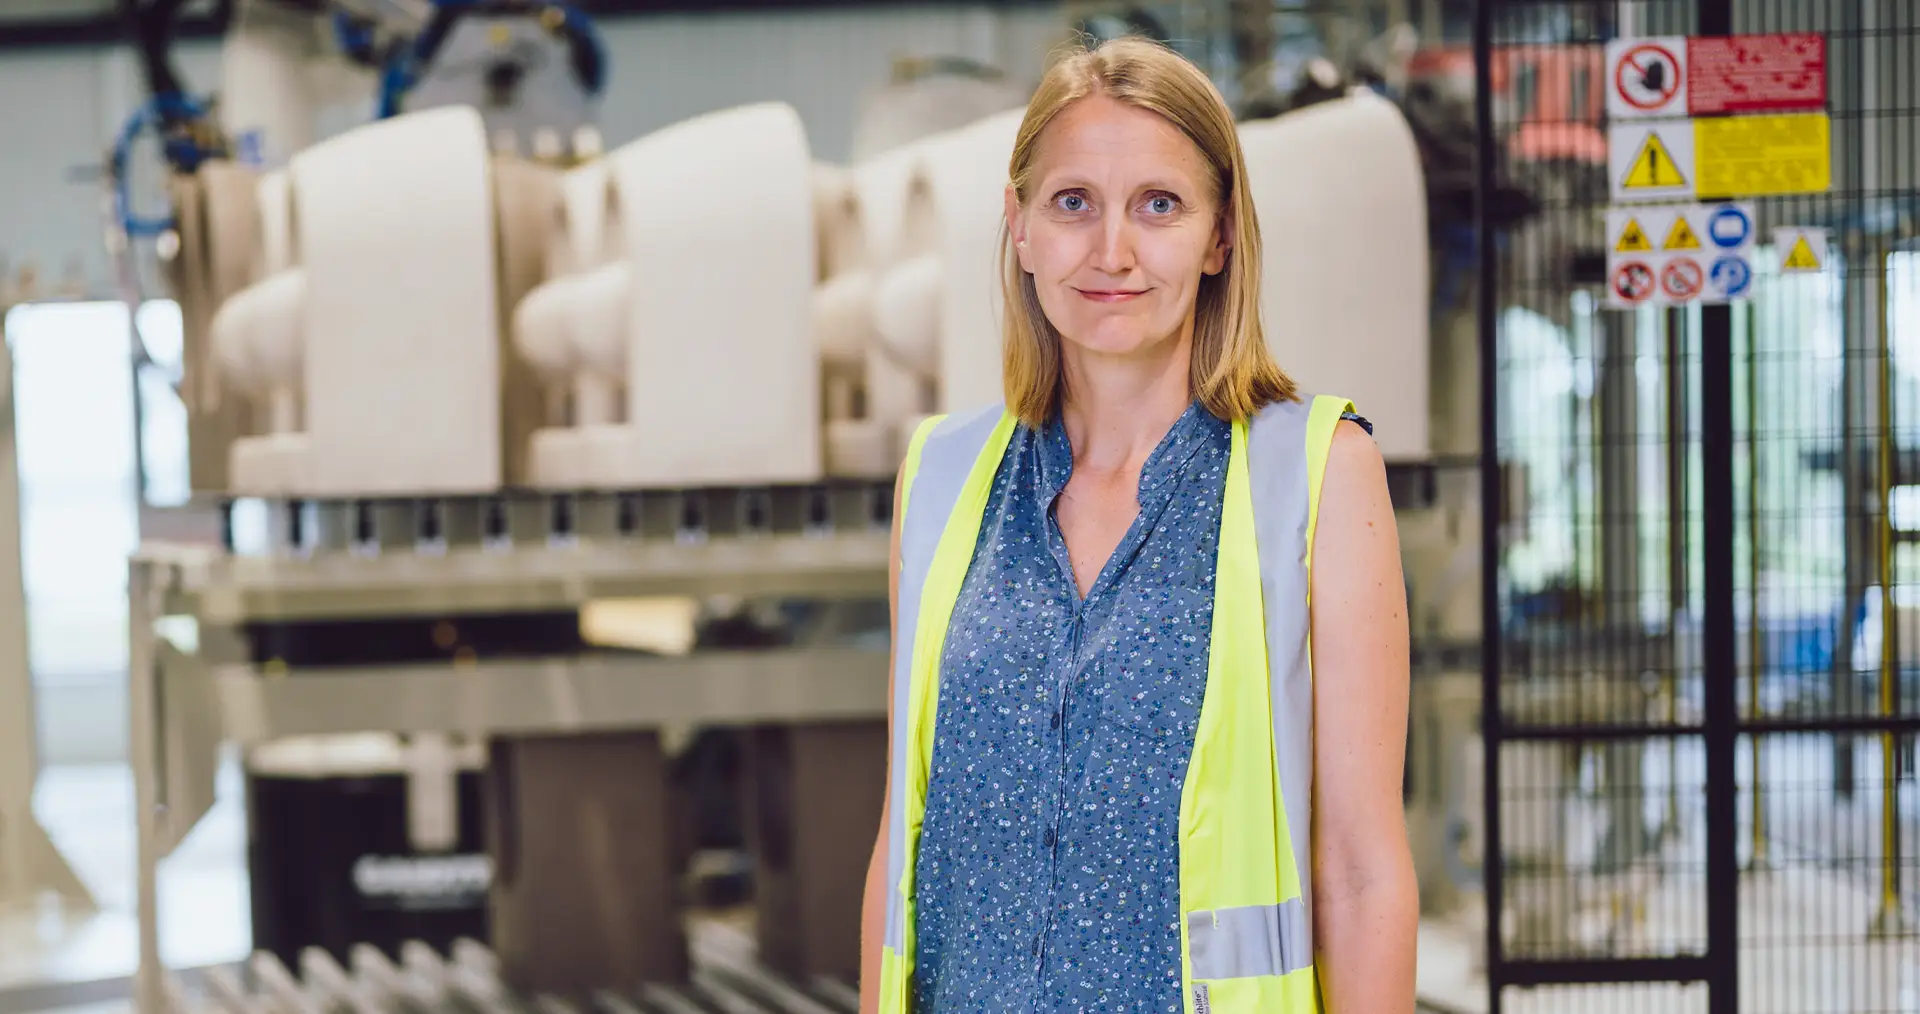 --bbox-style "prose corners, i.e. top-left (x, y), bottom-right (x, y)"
top-left (0, 308), bottom-right (95, 917)
top-left (1475, 1), bottom-right (1736, 1010)
top-left (1694, 13), bottom-right (1737, 1014)
top-left (1471, 1), bottom-right (1501, 1009)
top-left (129, 524), bottom-right (893, 1014)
